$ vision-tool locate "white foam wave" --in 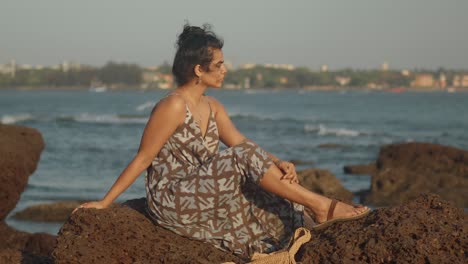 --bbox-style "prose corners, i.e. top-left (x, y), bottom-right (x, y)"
top-left (136, 101), bottom-right (155, 112)
top-left (72, 113), bottom-right (148, 124)
top-left (1, 113), bottom-right (34, 124)
top-left (304, 124), bottom-right (362, 137)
